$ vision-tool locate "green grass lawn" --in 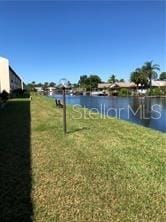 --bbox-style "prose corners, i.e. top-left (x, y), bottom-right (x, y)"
top-left (0, 95), bottom-right (166, 221)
